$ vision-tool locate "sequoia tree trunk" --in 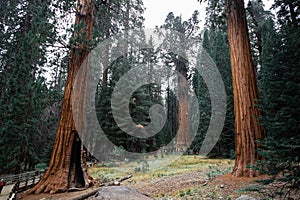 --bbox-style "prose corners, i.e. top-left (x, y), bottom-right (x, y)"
top-left (175, 58), bottom-right (190, 152)
top-left (226, 0), bottom-right (265, 177)
top-left (29, 0), bottom-right (94, 194)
